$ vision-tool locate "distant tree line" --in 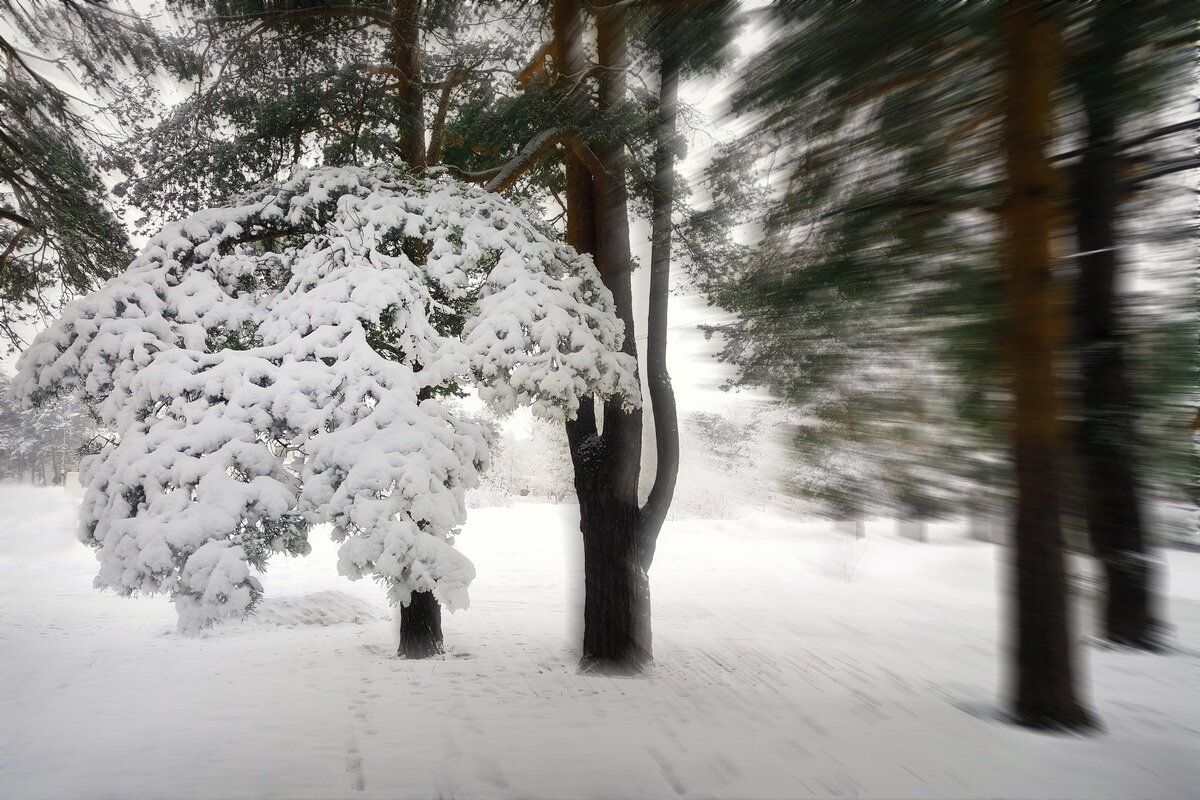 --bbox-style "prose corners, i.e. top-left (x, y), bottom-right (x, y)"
top-left (0, 373), bottom-right (98, 484)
